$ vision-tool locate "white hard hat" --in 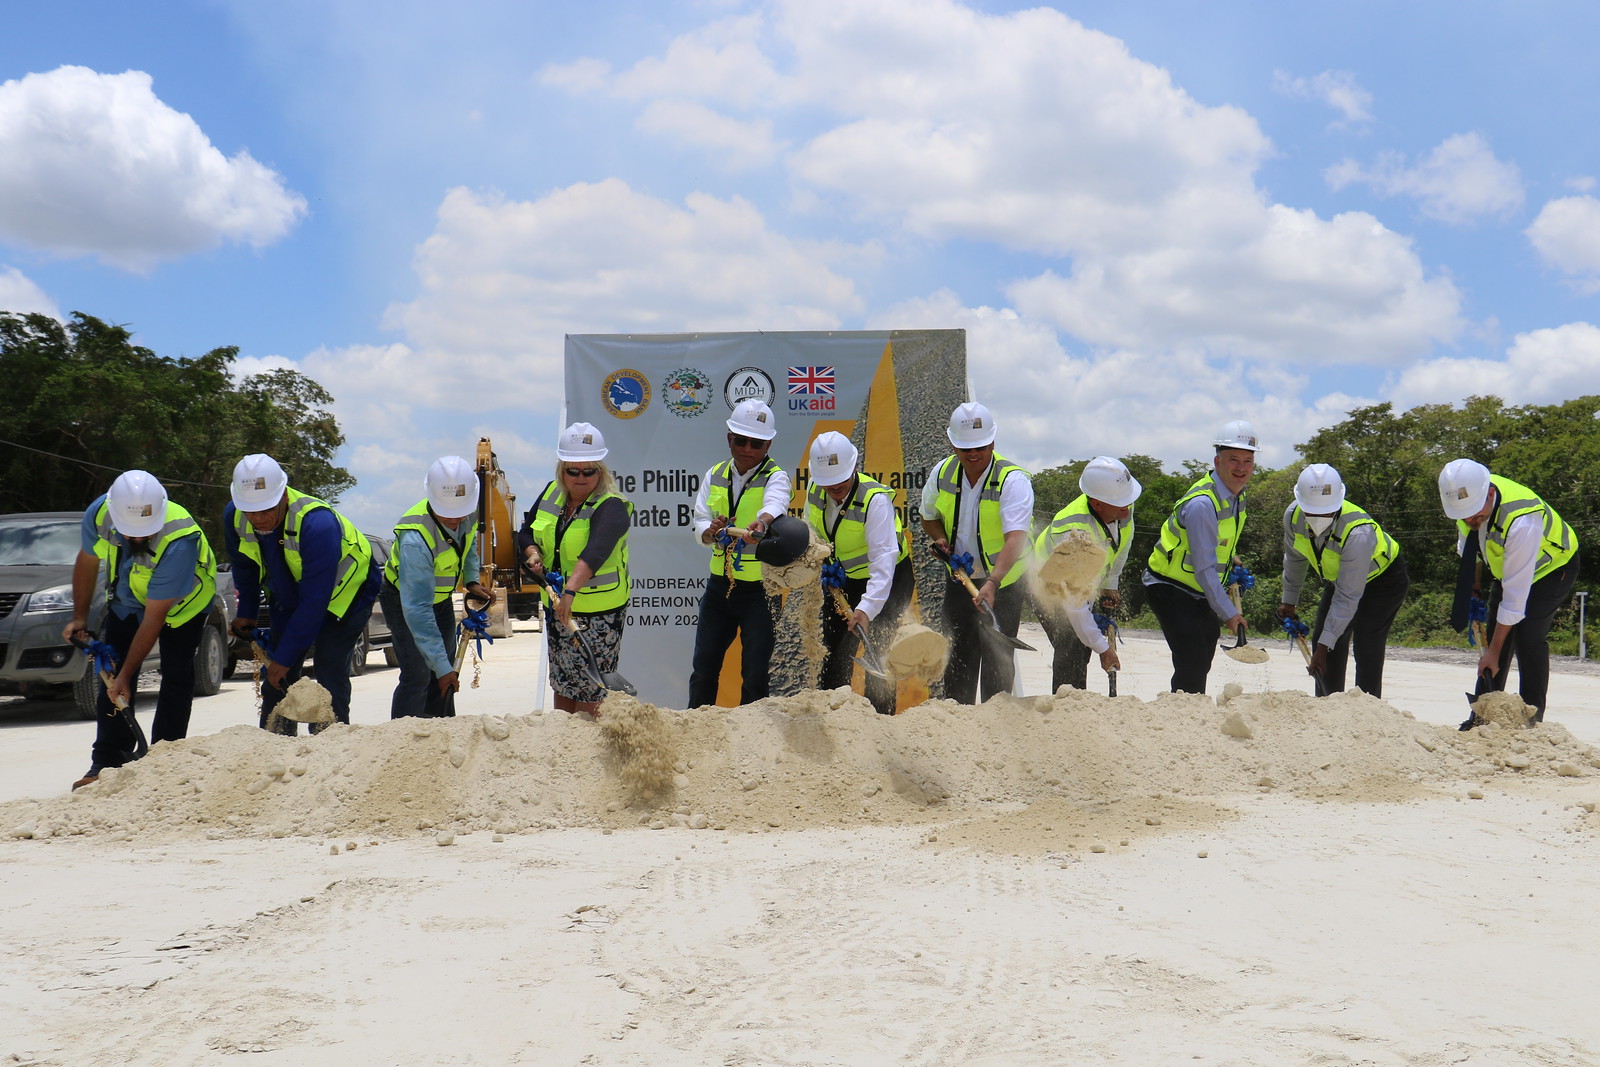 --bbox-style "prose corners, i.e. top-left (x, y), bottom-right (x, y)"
top-left (231, 454), bottom-right (289, 511)
top-left (726, 398), bottom-right (777, 441)
top-left (556, 422), bottom-right (608, 462)
top-left (1439, 458), bottom-right (1492, 520)
top-left (426, 456), bottom-right (479, 519)
top-left (106, 470), bottom-right (168, 538)
top-left (1294, 463), bottom-right (1346, 514)
top-left (1079, 456), bottom-right (1141, 509)
top-left (809, 432), bottom-right (858, 487)
top-left (1213, 419), bottom-right (1260, 452)
top-left (947, 401), bottom-right (996, 449)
